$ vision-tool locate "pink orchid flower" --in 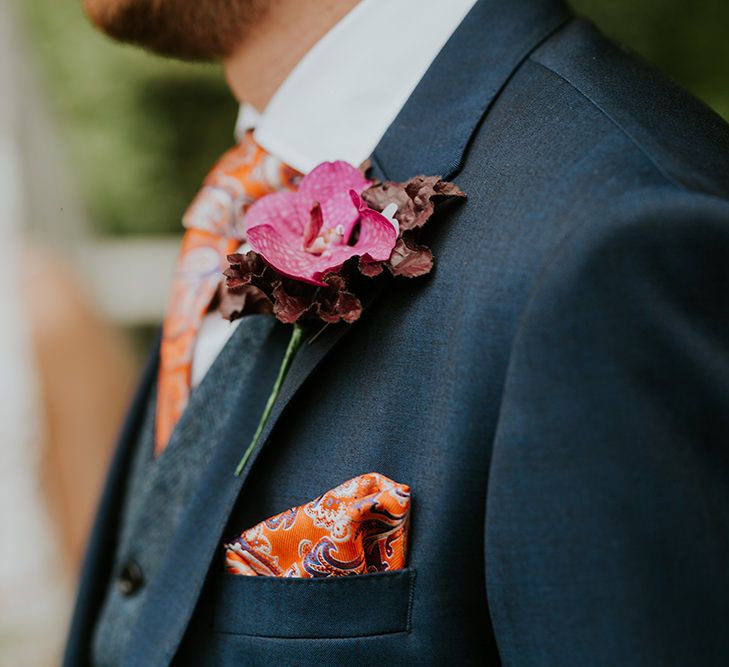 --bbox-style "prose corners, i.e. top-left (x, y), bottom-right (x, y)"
top-left (245, 161), bottom-right (398, 286)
